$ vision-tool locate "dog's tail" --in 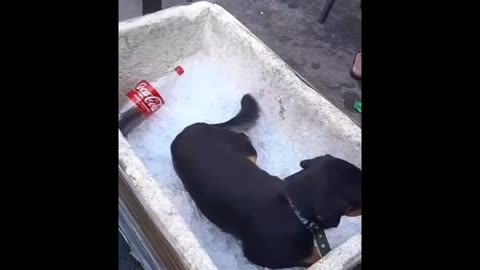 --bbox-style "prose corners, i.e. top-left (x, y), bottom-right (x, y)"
top-left (213, 94), bottom-right (260, 131)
